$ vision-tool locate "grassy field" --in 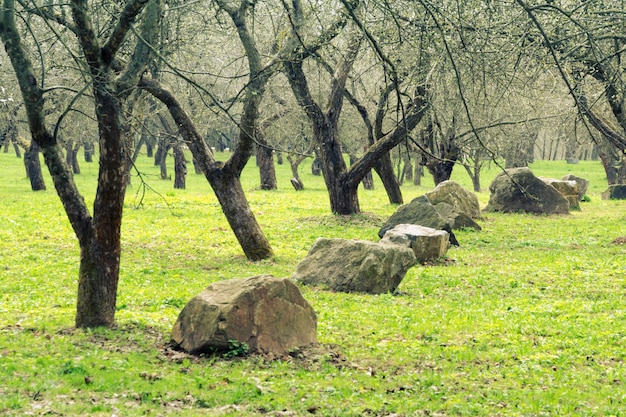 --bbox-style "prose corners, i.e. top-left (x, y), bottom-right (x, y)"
top-left (1, 149), bottom-right (625, 416)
